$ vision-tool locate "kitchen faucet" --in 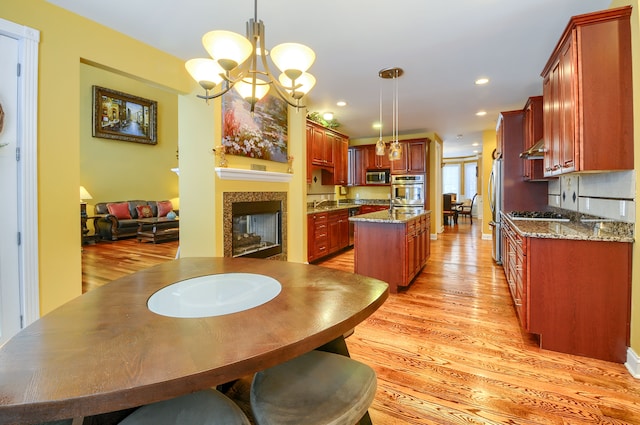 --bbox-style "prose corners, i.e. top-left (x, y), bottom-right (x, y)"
top-left (313, 199), bottom-right (330, 208)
